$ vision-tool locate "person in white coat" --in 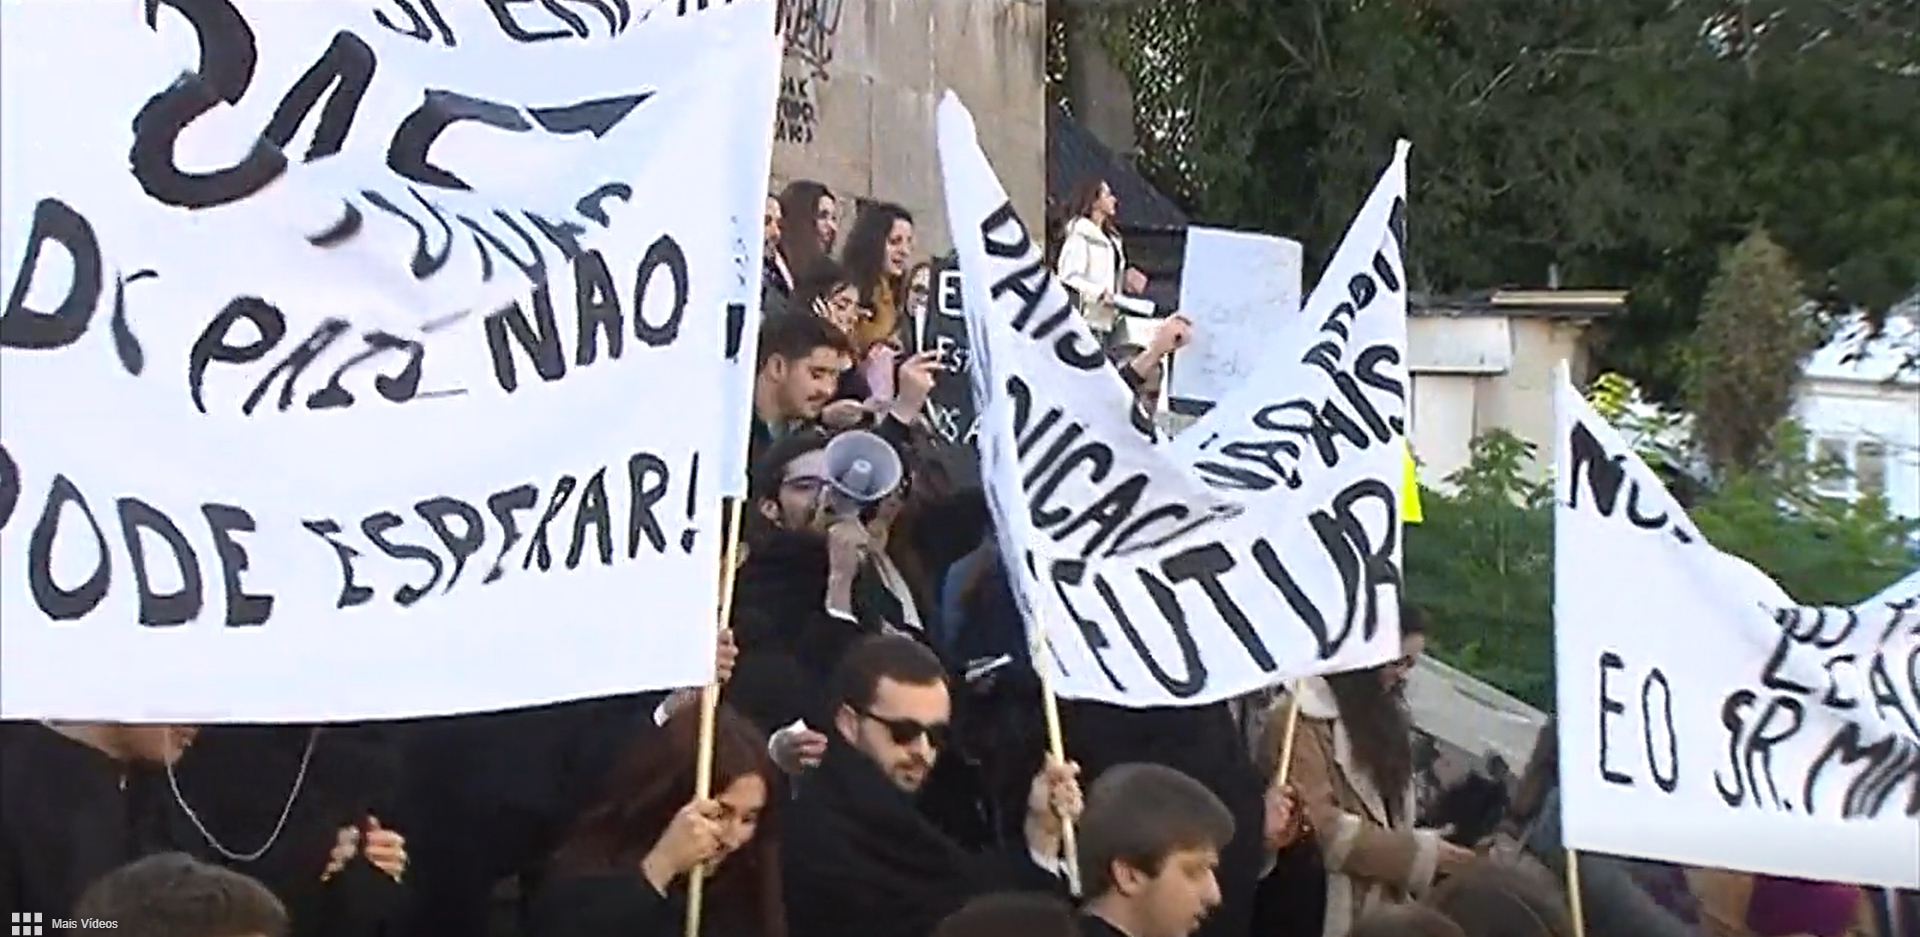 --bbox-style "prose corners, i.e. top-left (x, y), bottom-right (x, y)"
top-left (1055, 178), bottom-right (1148, 341)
